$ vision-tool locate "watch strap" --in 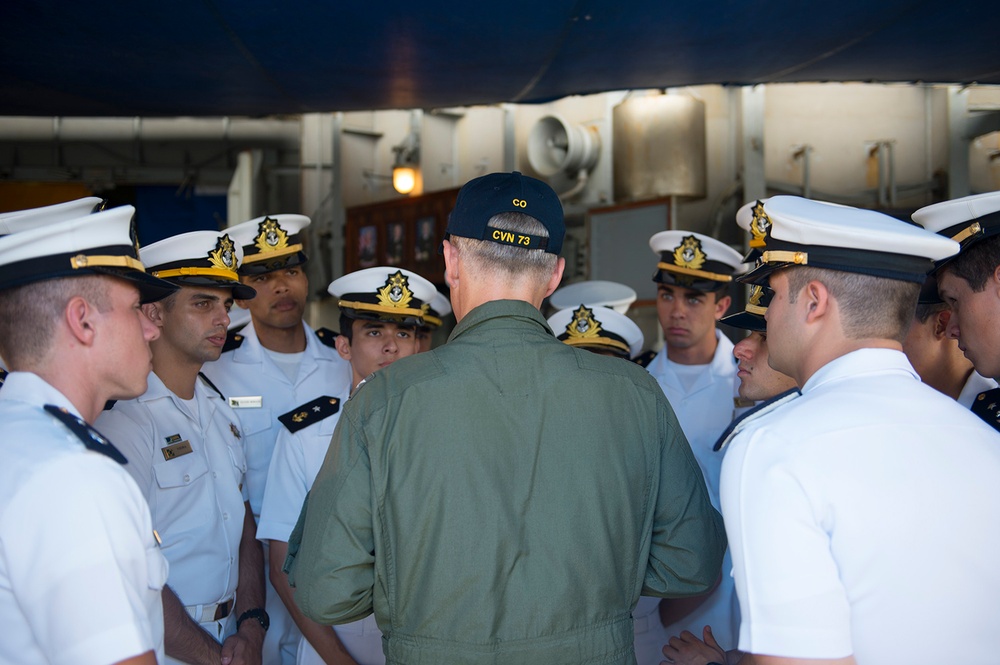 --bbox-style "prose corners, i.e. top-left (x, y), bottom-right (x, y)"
top-left (236, 607), bottom-right (270, 632)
